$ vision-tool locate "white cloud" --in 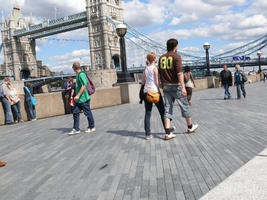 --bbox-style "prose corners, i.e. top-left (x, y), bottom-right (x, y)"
top-left (48, 49), bottom-right (91, 72)
top-left (124, 0), bottom-right (169, 28)
top-left (203, 0), bottom-right (246, 6)
top-left (35, 46), bottom-right (40, 52)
